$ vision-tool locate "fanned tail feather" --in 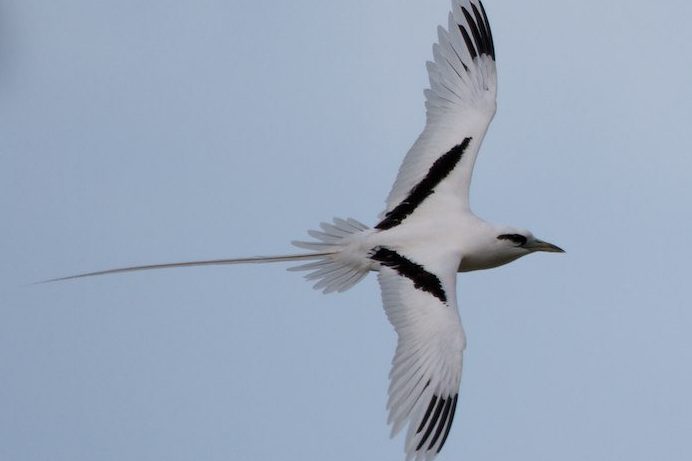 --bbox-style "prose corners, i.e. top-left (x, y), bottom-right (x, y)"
top-left (290, 217), bottom-right (372, 294)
